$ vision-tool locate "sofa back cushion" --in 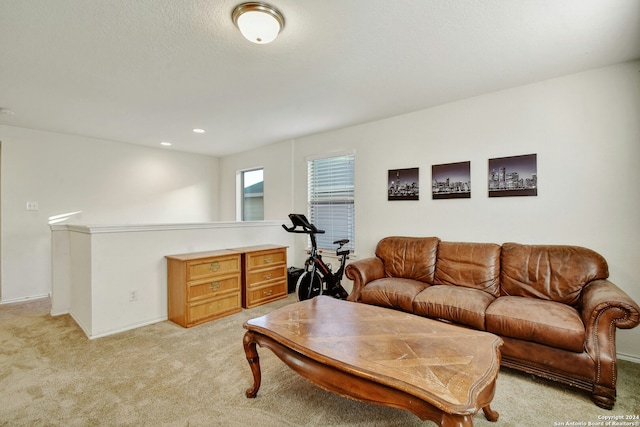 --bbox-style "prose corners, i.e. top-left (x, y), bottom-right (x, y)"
top-left (434, 241), bottom-right (501, 297)
top-left (501, 243), bottom-right (609, 306)
top-left (375, 237), bottom-right (440, 283)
